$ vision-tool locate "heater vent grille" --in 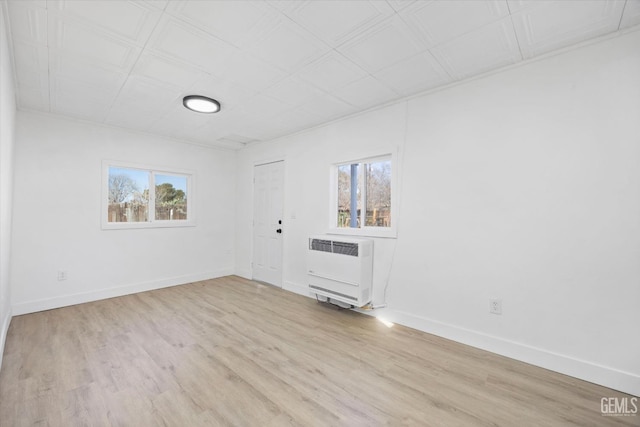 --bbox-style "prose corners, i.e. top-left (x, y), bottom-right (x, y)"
top-left (309, 238), bottom-right (358, 257)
